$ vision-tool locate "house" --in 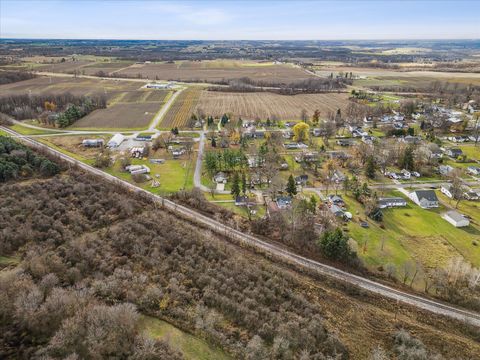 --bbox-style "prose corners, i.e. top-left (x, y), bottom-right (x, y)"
top-left (107, 133), bottom-right (125, 148)
top-left (363, 116), bottom-right (374, 126)
top-left (442, 211), bottom-right (469, 227)
top-left (329, 204), bottom-right (345, 217)
top-left (295, 151), bottom-right (318, 163)
top-left (312, 128), bottom-right (326, 137)
top-left (409, 190), bottom-right (439, 209)
top-left (464, 189), bottom-right (479, 201)
top-left (467, 166), bottom-right (480, 176)
top-left (328, 151), bottom-right (349, 160)
top-left (276, 196), bottom-right (292, 209)
top-left (135, 135), bottom-right (152, 141)
top-left (361, 135), bottom-right (375, 145)
top-left (82, 139), bottom-right (104, 147)
top-left (378, 197), bottom-right (407, 209)
top-left (327, 194), bottom-right (344, 207)
top-left (337, 138), bottom-right (355, 146)
top-left (445, 148), bottom-right (463, 158)
top-left (352, 129), bottom-right (368, 138)
top-left (447, 136), bottom-right (465, 143)
top-left (295, 174), bottom-right (308, 186)
top-left (438, 165), bottom-right (454, 176)
top-left (441, 184), bottom-right (454, 198)
top-left (213, 172), bottom-right (228, 184)
top-left (284, 142), bottom-right (300, 150)
top-left (401, 135), bottom-right (422, 145)
top-left (330, 170), bottom-right (346, 183)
